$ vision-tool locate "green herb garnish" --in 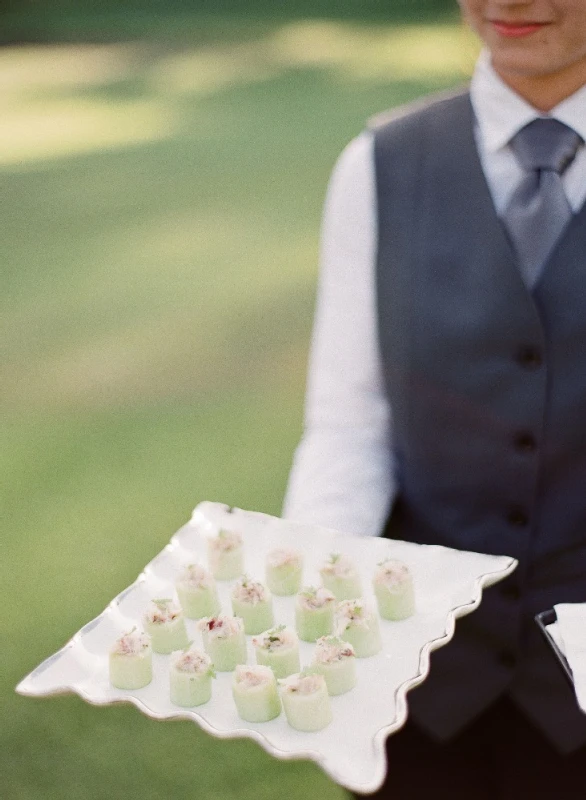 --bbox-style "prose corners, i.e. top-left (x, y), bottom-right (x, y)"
top-left (299, 666), bottom-right (322, 678)
top-left (300, 586), bottom-right (316, 598)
